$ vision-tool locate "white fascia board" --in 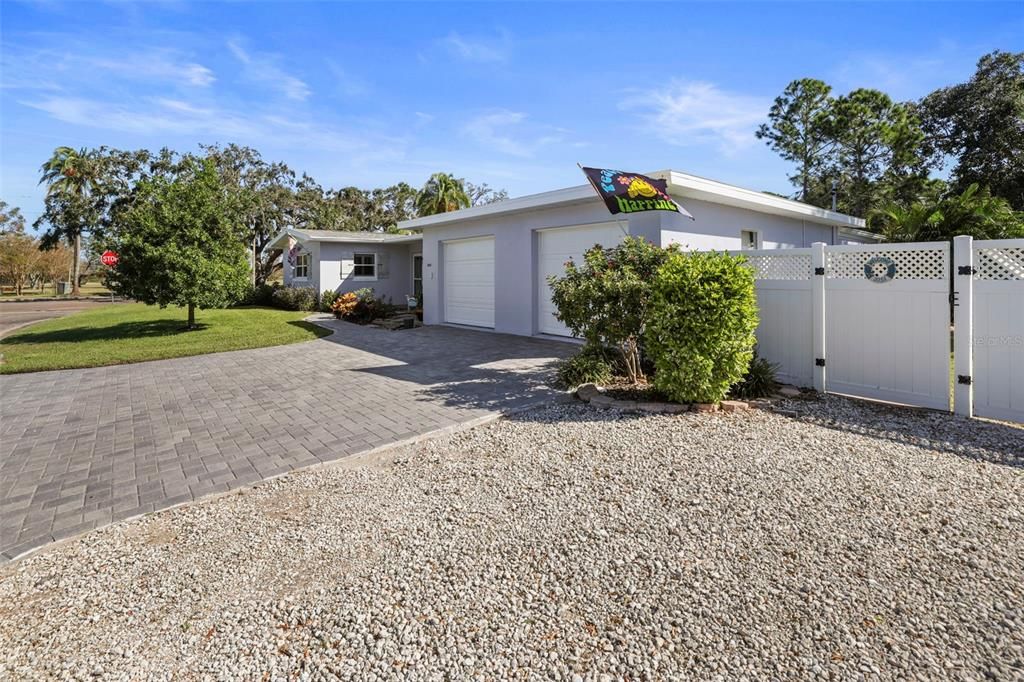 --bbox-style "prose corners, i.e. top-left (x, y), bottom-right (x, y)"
top-left (398, 185), bottom-right (597, 230)
top-left (398, 168), bottom-right (867, 232)
top-left (262, 229), bottom-right (421, 255)
top-left (263, 227), bottom-right (297, 254)
top-left (655, 170), bottom-right (866, 229)
top-left (837, 226), bottom-right (884, 242)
